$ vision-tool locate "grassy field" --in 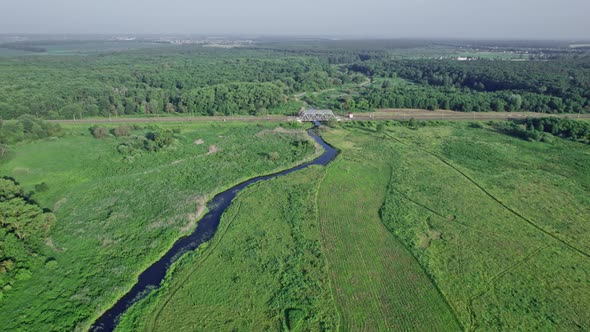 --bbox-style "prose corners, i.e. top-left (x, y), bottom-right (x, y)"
top-left (2, 118), bottom-right (588, 331)
top-left (116, 166), bottom-right (338, 331)
top-left (320, 121), bottom-right (590, 330)
top-left (317, 130), bottom-right (461, 331)
top-left (0, 121), bottom-right (319, 331)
